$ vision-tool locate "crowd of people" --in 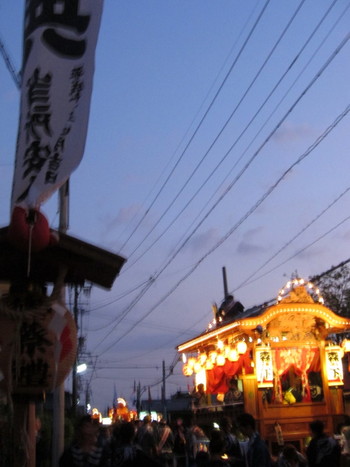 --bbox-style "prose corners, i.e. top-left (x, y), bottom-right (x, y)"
top-left (58, 412), bottom-right (350, 467)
